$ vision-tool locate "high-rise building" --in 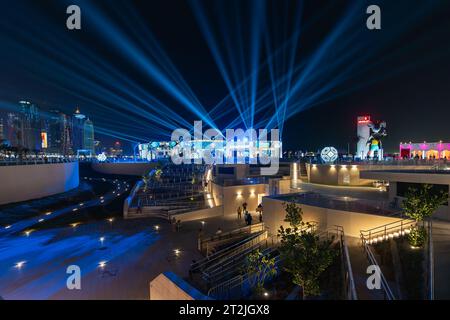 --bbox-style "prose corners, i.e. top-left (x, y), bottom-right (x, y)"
top-left (72, 107), bottom-right (86, 153)
top-left (0, 117), bottom-right (4, 141)
top-left (62, 113), bottom-right (73, 155)
top-left (47, 109), bottom-right (64, 154)
top-left (83, 118), bottom-right (95, 155)
top-left (19, 100), bottom-right (41, 151)
top-left (6, 112), bottom-right (23, 147)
